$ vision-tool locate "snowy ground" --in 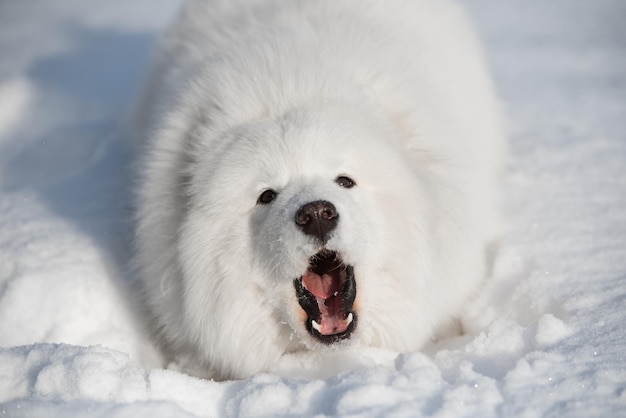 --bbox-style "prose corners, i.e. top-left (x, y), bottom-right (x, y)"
top-left (1, 0), bottom-right (625, 416)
